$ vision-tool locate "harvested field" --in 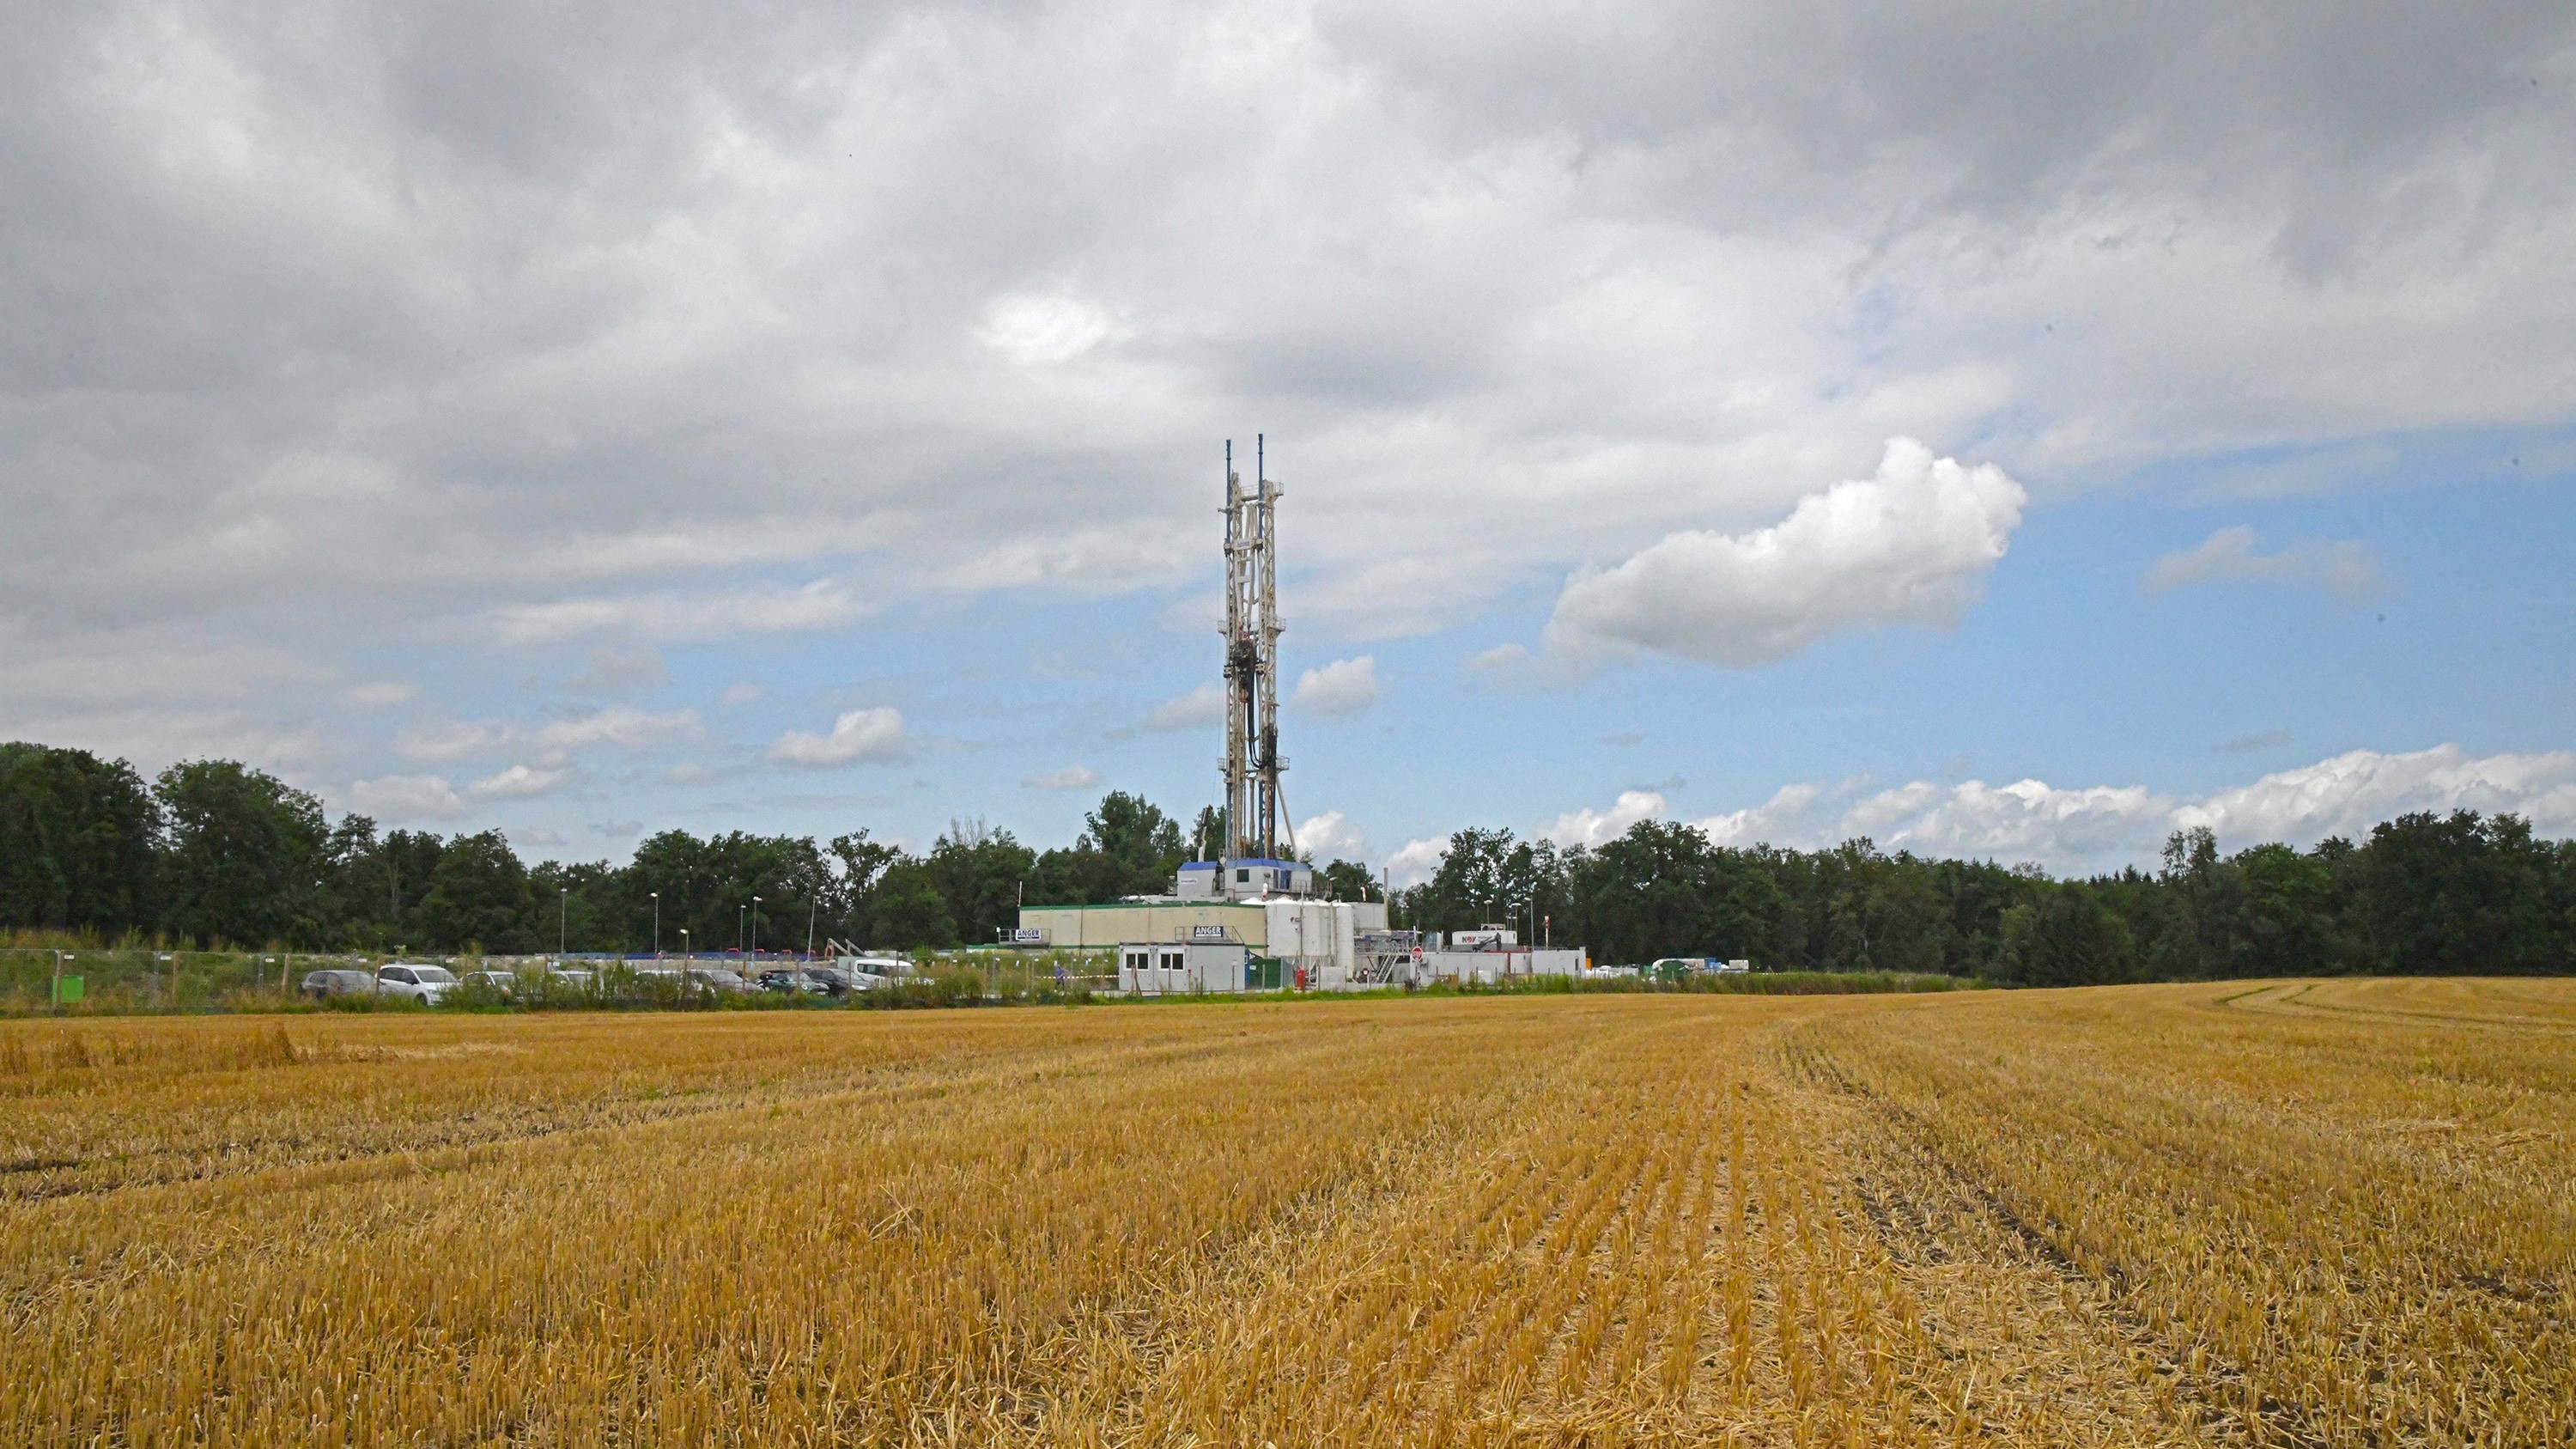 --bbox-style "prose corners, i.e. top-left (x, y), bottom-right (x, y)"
top-left (3, 980), bottom-right (2567, 1446)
